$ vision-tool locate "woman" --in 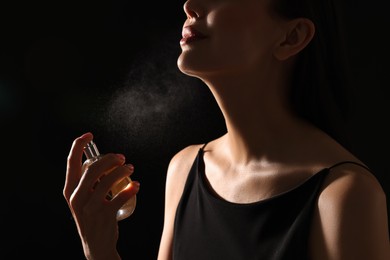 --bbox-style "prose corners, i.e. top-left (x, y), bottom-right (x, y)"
top-left (64, 0), bottom-right (390, 259)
